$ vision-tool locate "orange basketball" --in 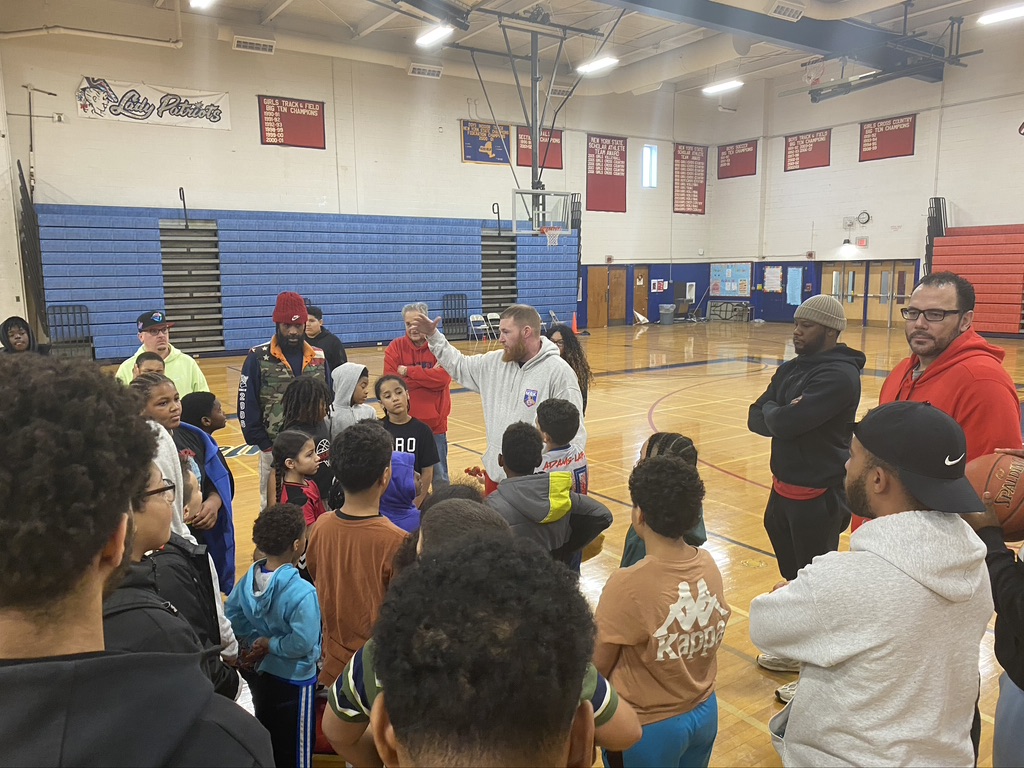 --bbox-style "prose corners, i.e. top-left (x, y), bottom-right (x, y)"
top-left (965, 453), bottom-right (1024, 541)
